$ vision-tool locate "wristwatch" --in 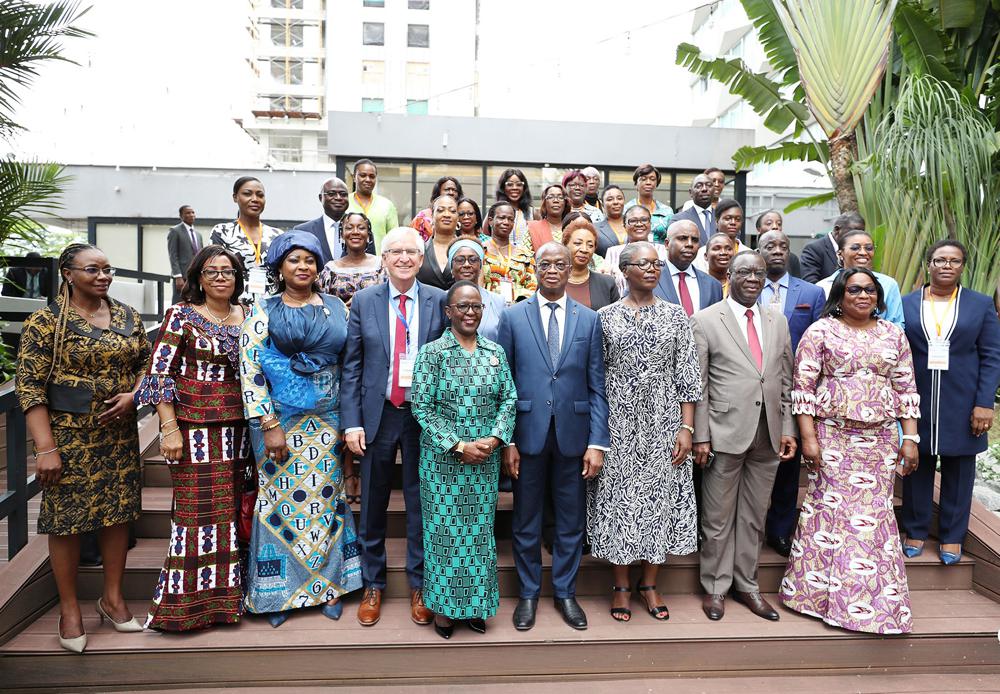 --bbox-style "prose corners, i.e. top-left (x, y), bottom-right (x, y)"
top-left (454, 441), bottom-right (466, 457)
top-left (901, 434), bottom-right (920, 444)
